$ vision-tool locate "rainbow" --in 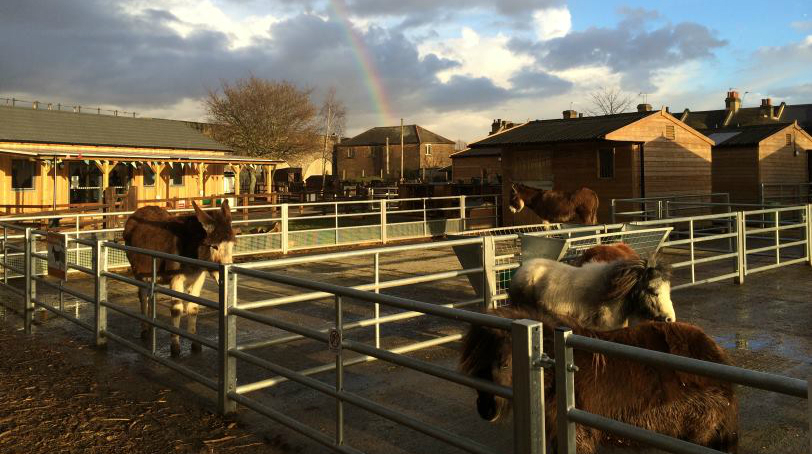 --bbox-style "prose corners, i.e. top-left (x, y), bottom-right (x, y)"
top-left (328, 0), bottom-right (395, 125)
